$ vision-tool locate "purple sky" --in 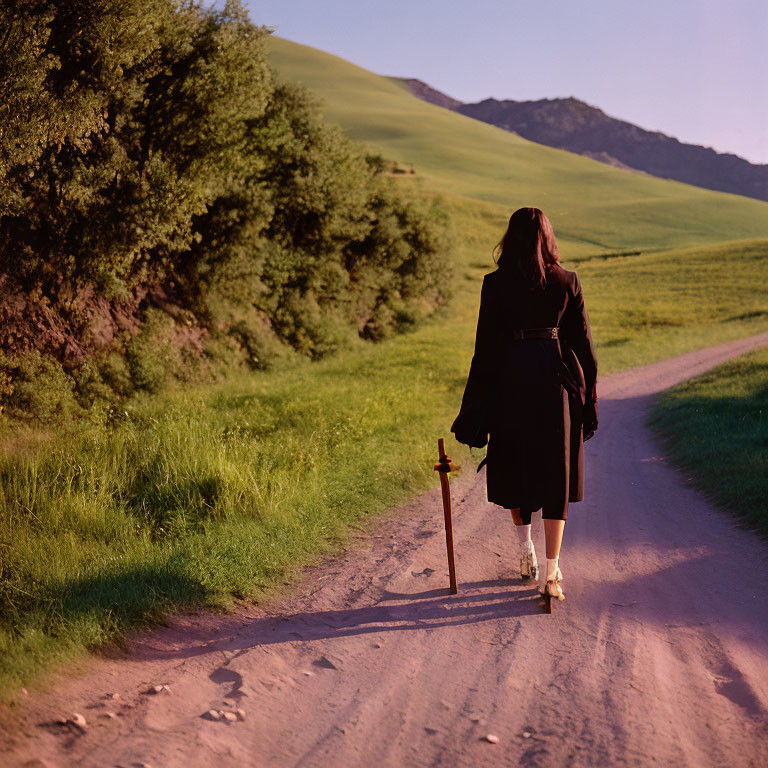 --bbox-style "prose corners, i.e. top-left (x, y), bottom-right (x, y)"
top-left (242, 0), bottom-right (768, 165)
